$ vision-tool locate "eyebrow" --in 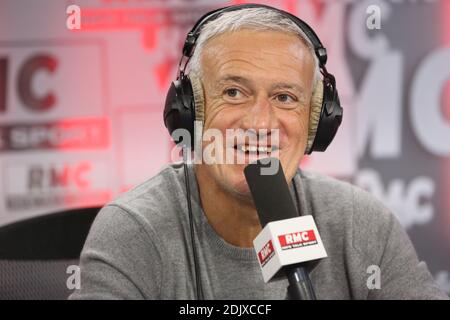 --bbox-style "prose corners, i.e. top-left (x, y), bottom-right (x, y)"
top-left (217, 75), bottom-right (304, 93)
top-left (217, 75), bottom-right (253, 88)
top-left (216, 74), bottom-right (307, 102)
top-left (269, 82), bottom-right (304, 94)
